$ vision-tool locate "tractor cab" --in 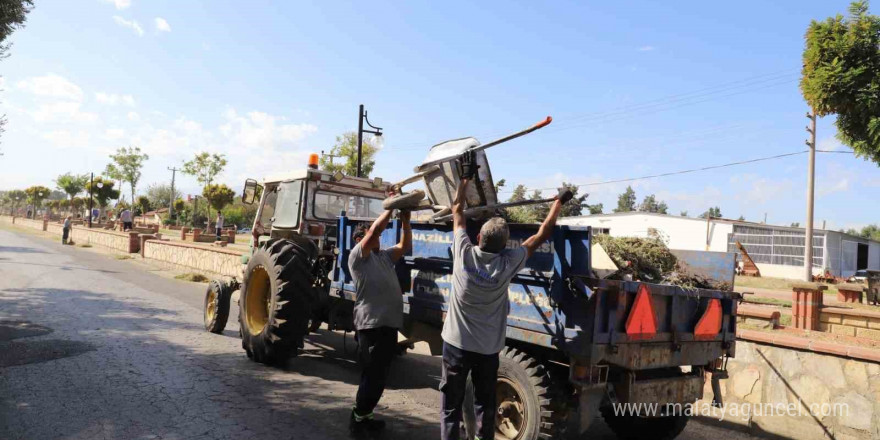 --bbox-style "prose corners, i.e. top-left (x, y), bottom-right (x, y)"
top-left (241, 154), bottom-right (388, 255)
